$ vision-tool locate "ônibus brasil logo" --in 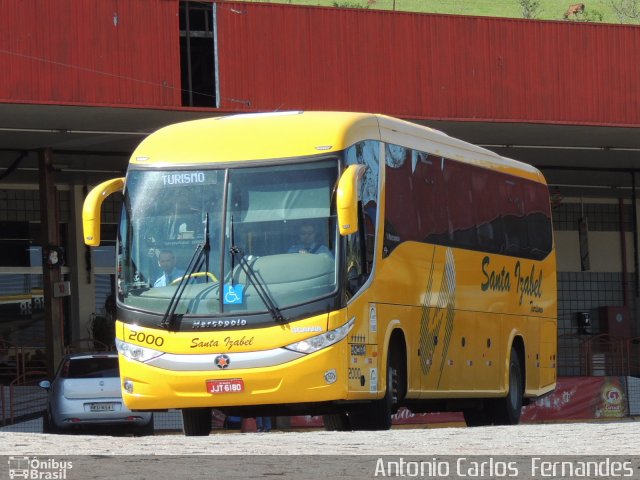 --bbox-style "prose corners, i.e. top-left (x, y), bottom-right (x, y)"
top-left (8, 456), bottom-right (73, 479)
